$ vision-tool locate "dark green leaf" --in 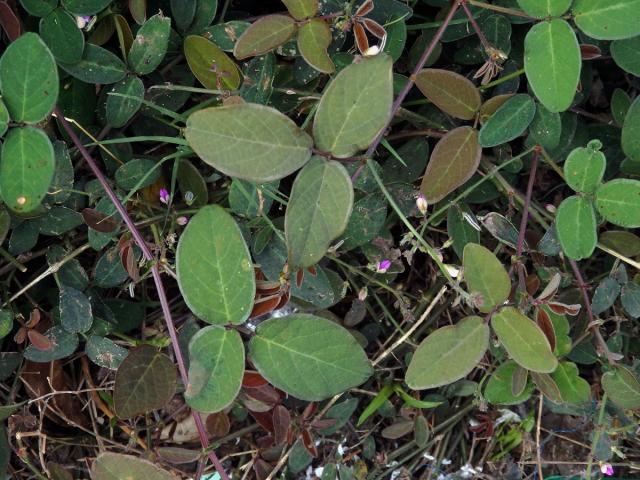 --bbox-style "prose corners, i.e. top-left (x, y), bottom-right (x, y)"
top-left (600, 230), bottom-right (640, 257)
top-left (94, 246), bottom-right (129, 288)
top-left (36, 207), bottom-right (83, 236)
top-left (177, 159), bottom-right (208, 207)
top-left (591, 278), bottom-right (621, 315)
top-left (621, 281), bottom-right (640, 318)
top-left (60, 286), bottom-right (93, 333)
top-left (556, 195), bottom-right (597, 260)
top-left (113, 345), bottom-right (177, 419)
top-left (59, 43), bottom-right (127, 84)
top-left (0, 32), bottom-right (58, 123)
top-left (106, 76), bottom-right (144, 128)
top-left (39, 9), bottom-right (85, 64)
top-left (479, 94), bottom-right (536, 147)
top-left (341, 193), bottom-right (387, 251)
top-left (86, 335), bottom-right (128, 370)
top-left (115, 158), bottom-right (160, 191)
top-left (601, 365), bottom-right (640, 409)
top-left (61, 0), bottom-right (111, 15)
top-left (176, 205), bottom-right (255, 325)
top-left (185, 327), bottom-right (244, 412)
top-left (0, 127), bottom-right (55, 213)
top-left (128, 13), bottom-right (171, 75)
top-left (406, 316), bottom-right (489, 390)
top-left (448, 204), bottom-right (481, 259)
top-left (0, 310), bottom-right (12, 340)
top-left (188, 0), bottom-right (218, 34)
top-left (611, 35), bottom-right (640, 76)
top-left (572, 0), bottom-right (640, 40)
top-left (529, 104), bottom-right (562, 150)
top-left (621, 96), bottom-right (640, 161)
top-left (171, 0), bottom-right (196, 31)
top-left (249, 314), bottom-right (372, 401)
top-left (24, 326), bottom-right (78, 362)
top-left (20, 0), bottom-right (57, 17)
top-left (203, 21), bottom-right (250, 52)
